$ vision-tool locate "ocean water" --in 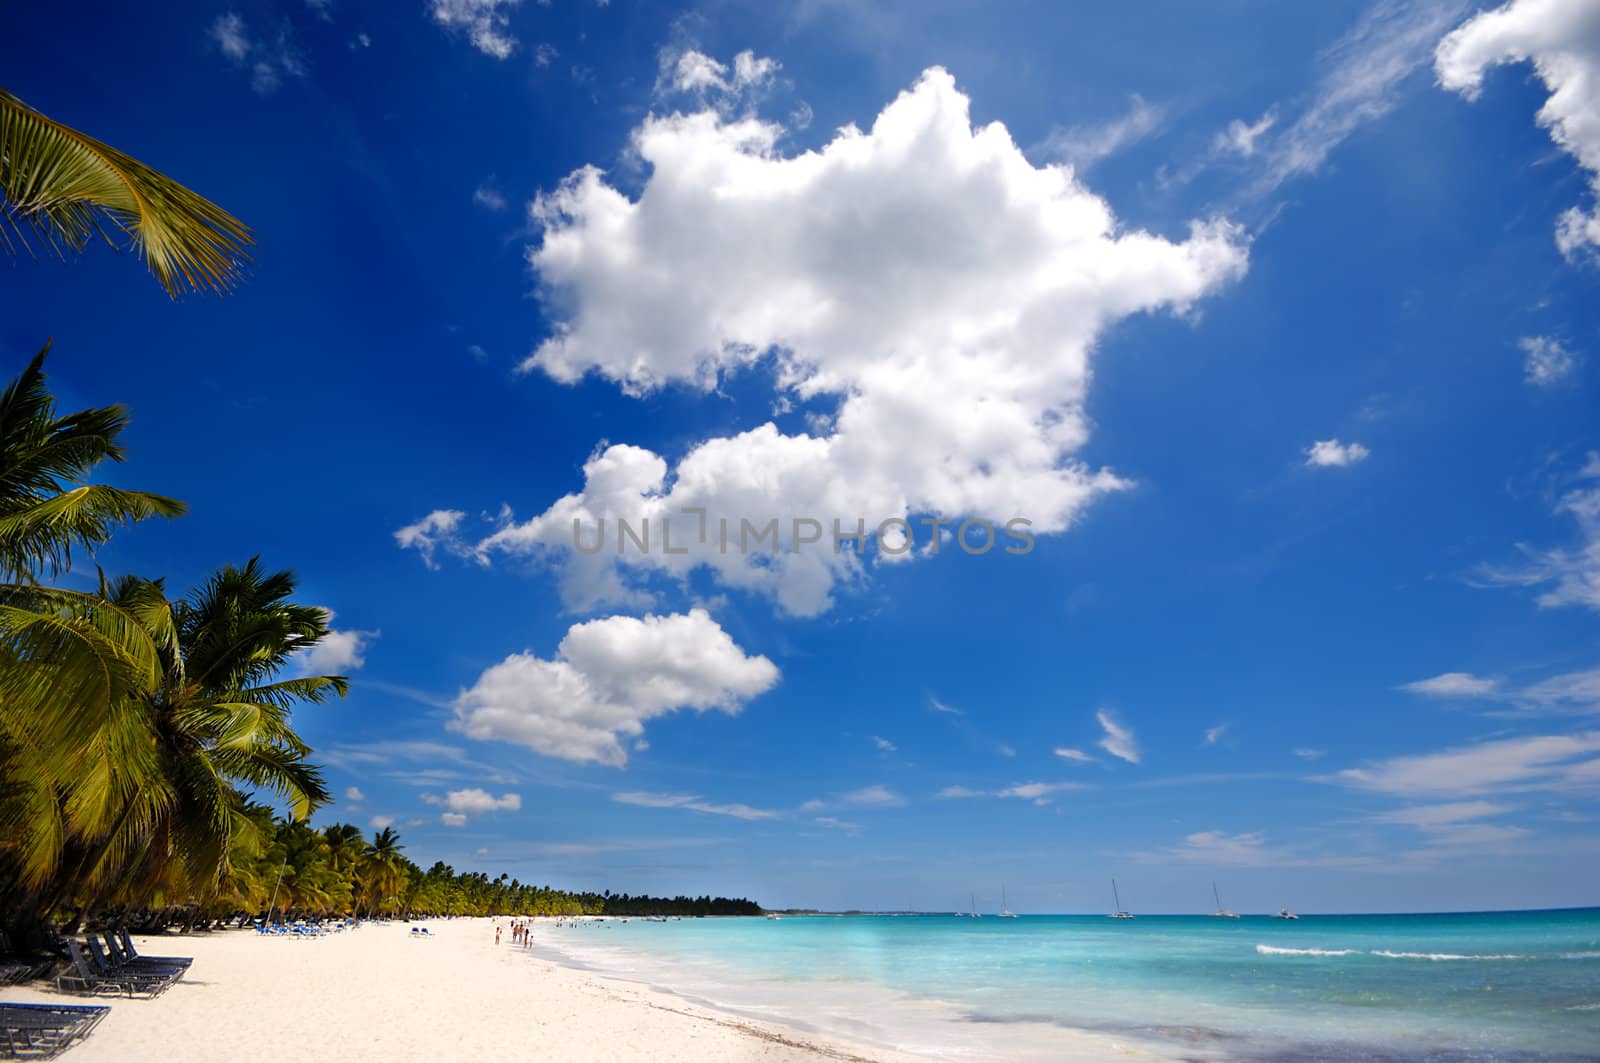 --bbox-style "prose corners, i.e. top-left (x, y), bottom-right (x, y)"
top-left (532, 909), bottom-right (1600, 1061)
